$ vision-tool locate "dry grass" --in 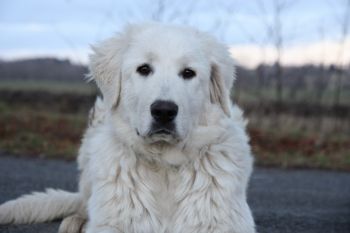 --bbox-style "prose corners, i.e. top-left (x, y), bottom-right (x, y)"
top-left (0, 89), bottom-right (349, 171)
top-left (0, 80), bottom-right (96, 95)
top-left (0, 102), bottom-right (87, 159)
top-left (247, 114), bottom-right (350, 170)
